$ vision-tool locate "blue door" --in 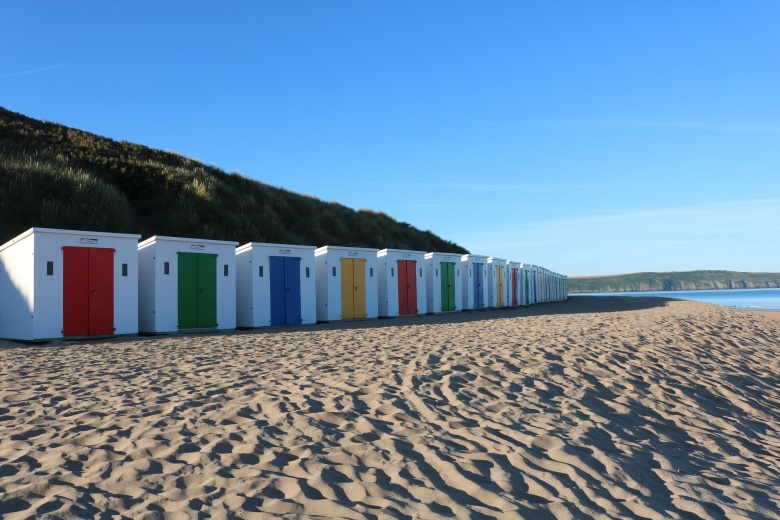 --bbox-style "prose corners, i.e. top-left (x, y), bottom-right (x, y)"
top-left (473, 262), bottom-right (484, 308)
top-left (270, 256), bottom-right (302, 325)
